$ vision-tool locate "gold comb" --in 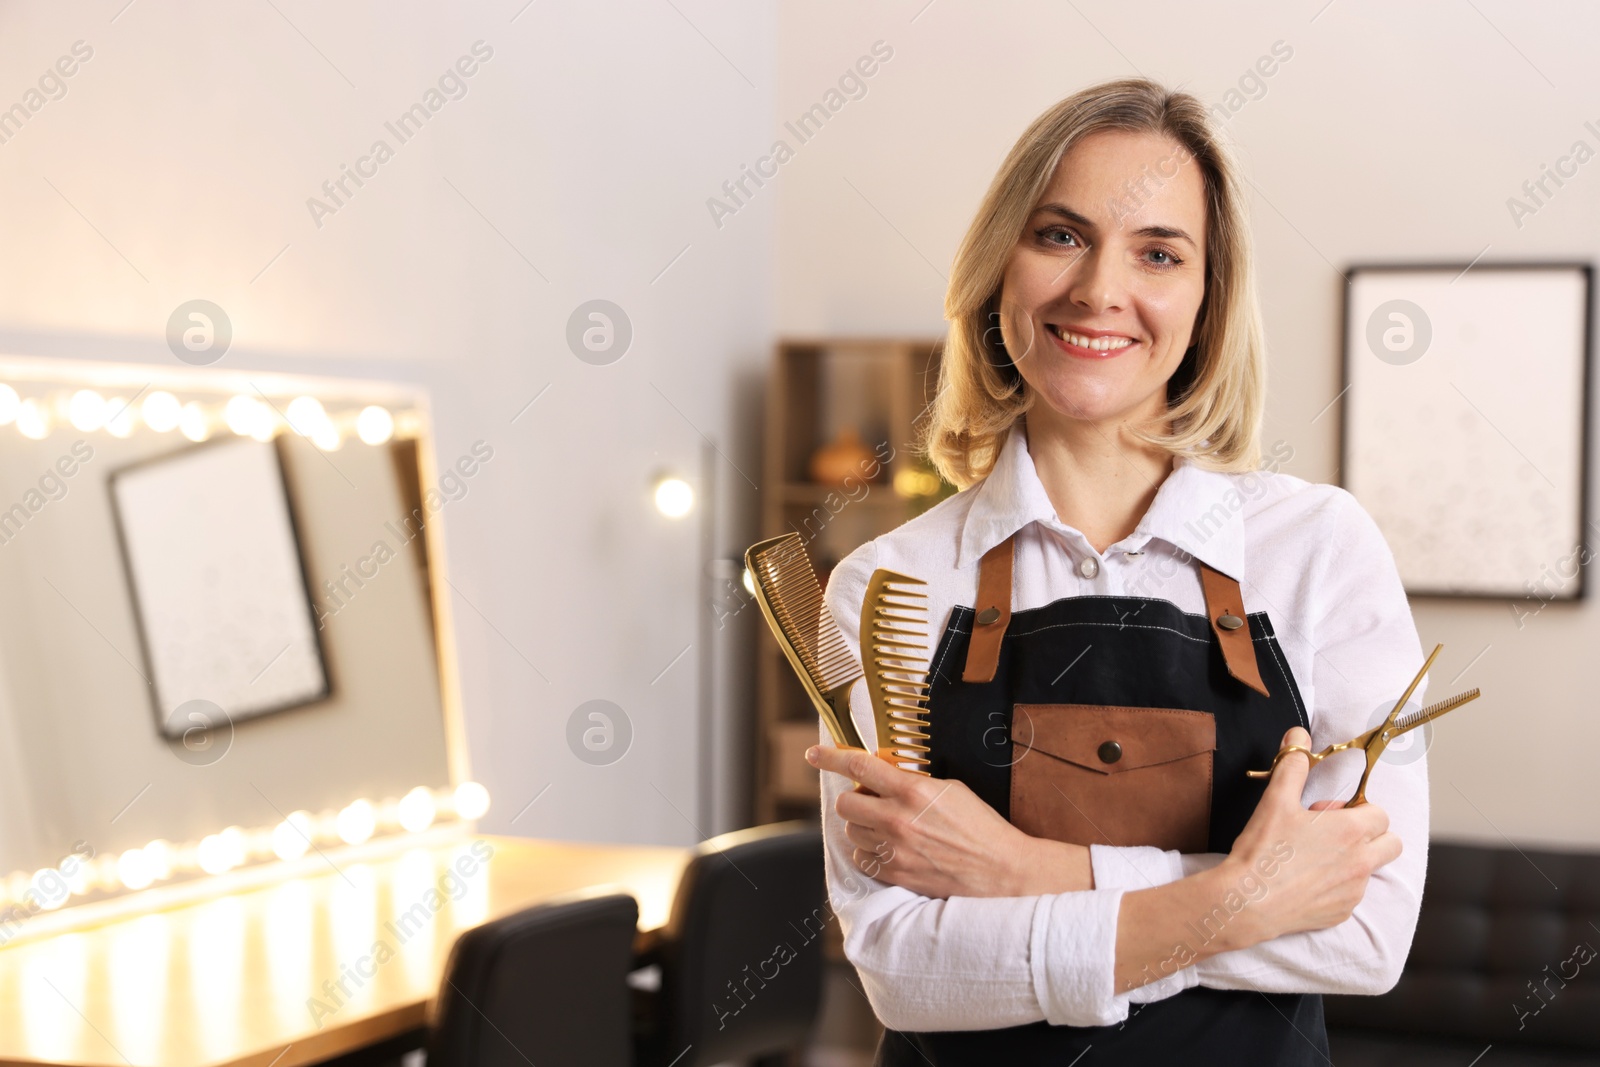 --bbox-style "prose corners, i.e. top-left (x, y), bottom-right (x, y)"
top-left (745, 533), bottom-right (866, 751)
top-left (861, 568), bottom-right (933, 774)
